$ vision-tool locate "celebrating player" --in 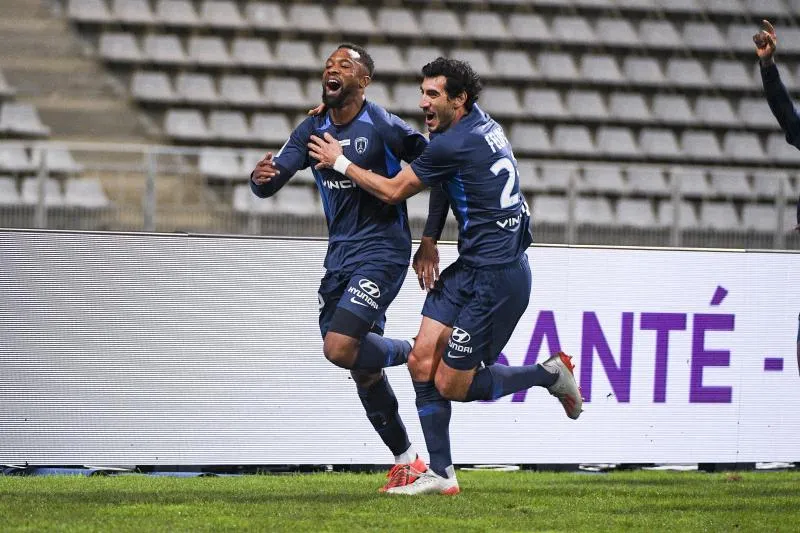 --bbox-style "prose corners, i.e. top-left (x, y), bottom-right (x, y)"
top-left (309, 58), bottom-right (583, 495)
top-left (251, 44), bottom-right (448, 491)
top-left (754, 20), bottom-right (800, 232)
